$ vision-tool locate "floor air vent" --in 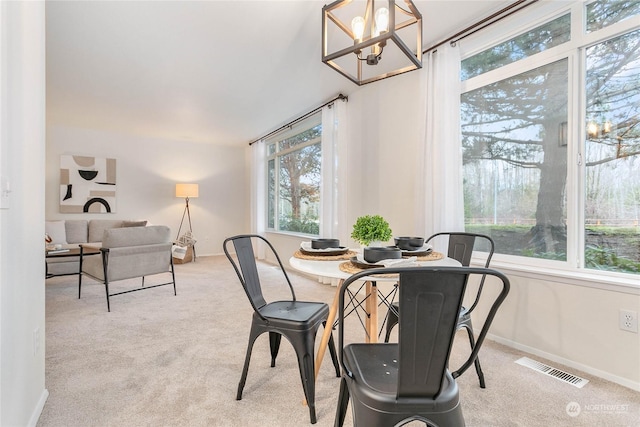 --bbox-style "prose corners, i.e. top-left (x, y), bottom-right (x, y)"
top-left (515, 357), bottom-right (589, 388)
